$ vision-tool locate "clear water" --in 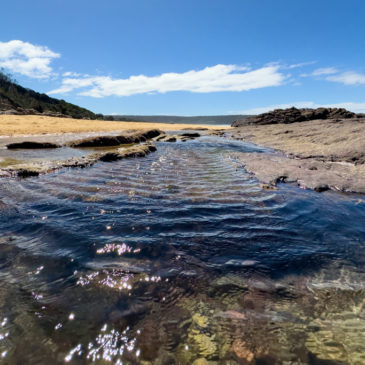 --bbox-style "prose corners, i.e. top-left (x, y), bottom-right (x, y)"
top-left (0, 137), bottom-right (364, 364)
